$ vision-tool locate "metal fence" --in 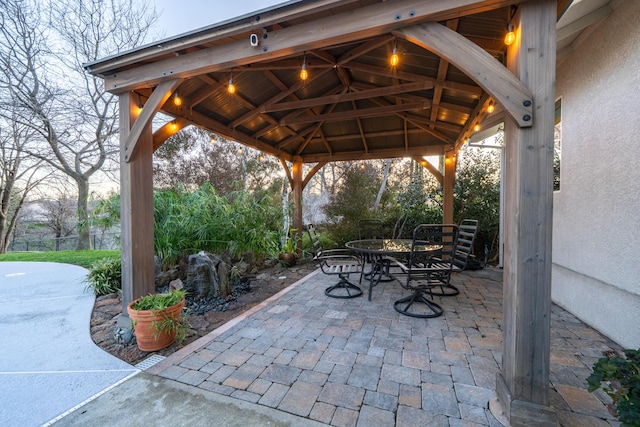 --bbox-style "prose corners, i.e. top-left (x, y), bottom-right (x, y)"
top-left (7, 232), bottom-right (120, 252)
